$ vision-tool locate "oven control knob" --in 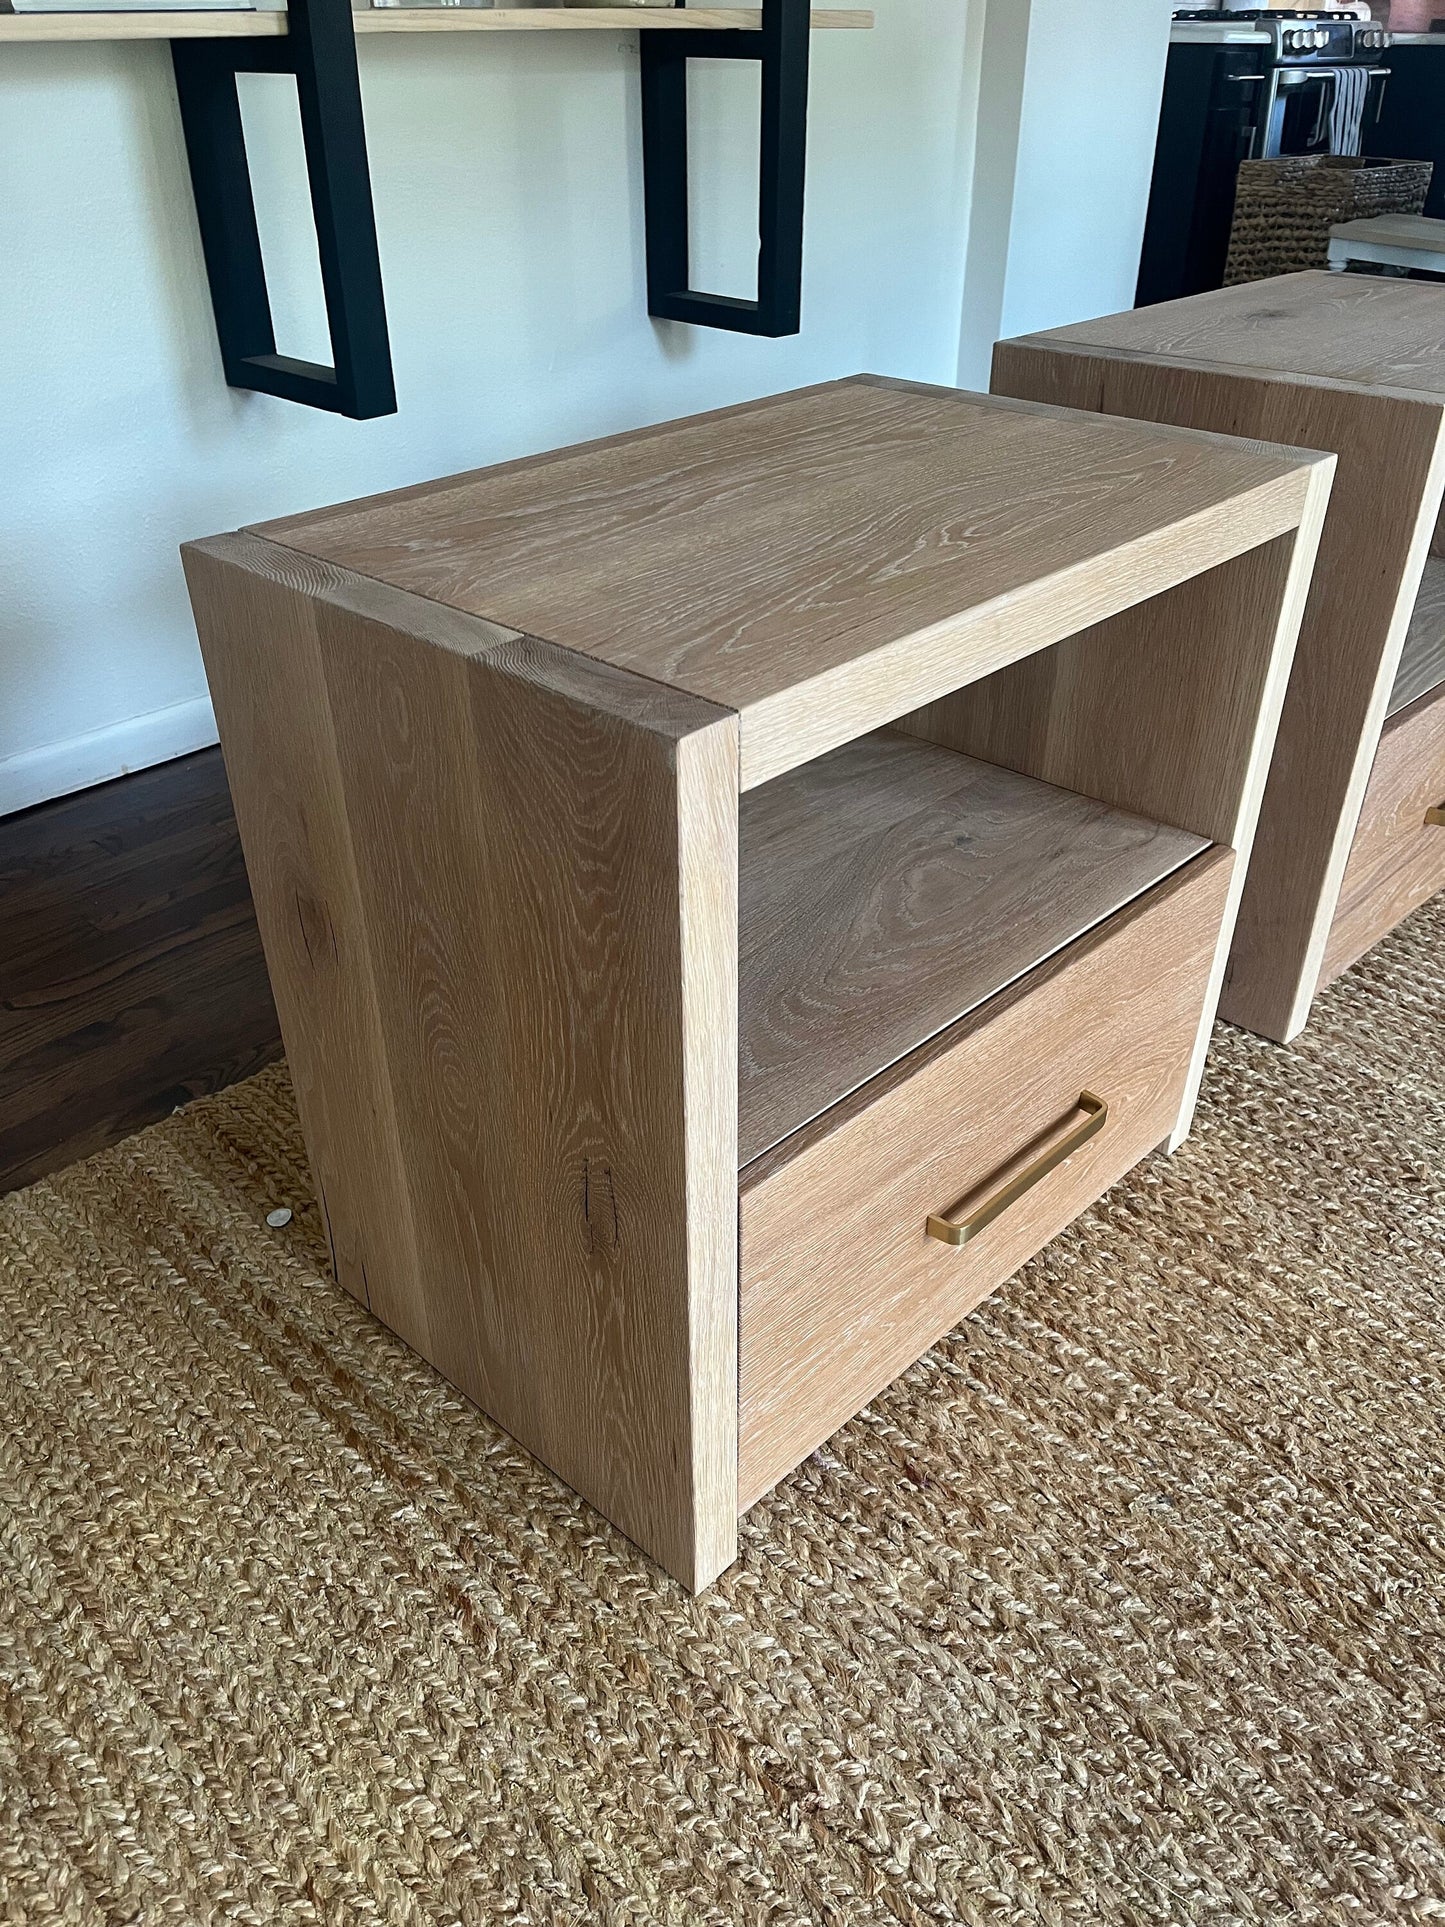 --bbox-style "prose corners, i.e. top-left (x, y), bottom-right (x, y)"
top-left (1283, 27), bottom-right (1299, 48)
